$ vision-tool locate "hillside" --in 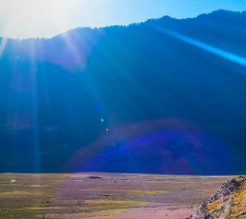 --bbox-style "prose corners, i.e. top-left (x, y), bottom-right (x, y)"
top-left (188, 176), bottom-right (246, 218)
top-left (0, 10), bottom-right (246, 173)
